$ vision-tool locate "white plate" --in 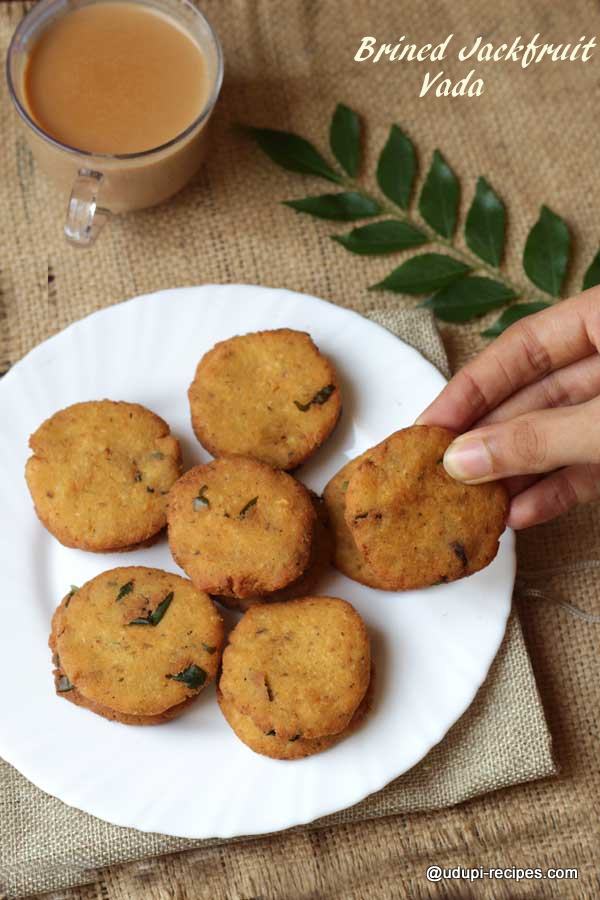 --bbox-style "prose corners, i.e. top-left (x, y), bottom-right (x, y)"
top-left (0, 285), bottom-right (514, 838)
